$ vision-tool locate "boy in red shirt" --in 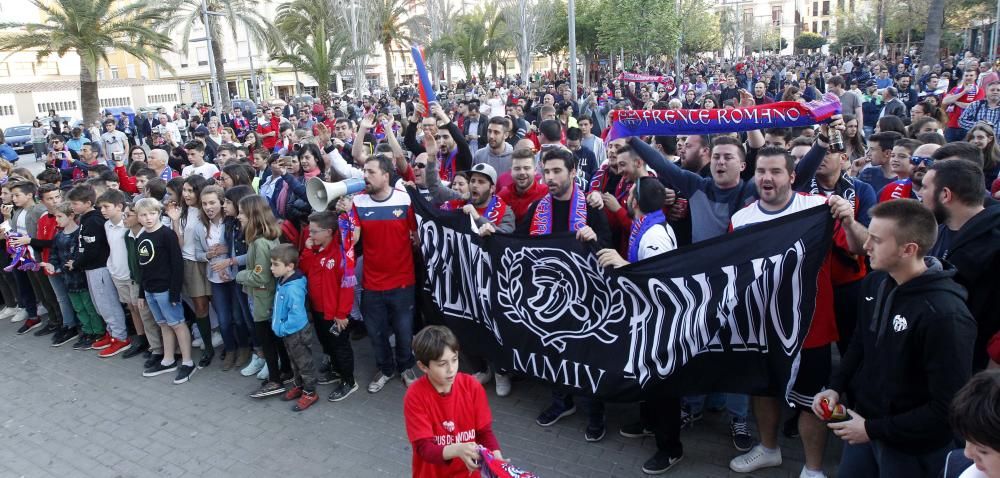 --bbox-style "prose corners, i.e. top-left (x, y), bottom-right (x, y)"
top-left (404, 326), bottom-right (503, 477)
top-left (299, 210), bottom-right (357, 402)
